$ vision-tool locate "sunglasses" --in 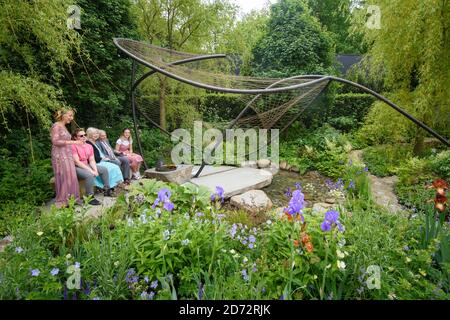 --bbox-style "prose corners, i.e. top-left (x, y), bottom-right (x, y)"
top-left (77, 134), bottom-right (86, 137)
